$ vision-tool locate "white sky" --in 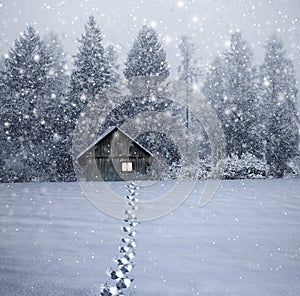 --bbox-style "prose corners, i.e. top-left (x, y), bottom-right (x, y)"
top-left (1, 0), bottom-right (300, 86)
